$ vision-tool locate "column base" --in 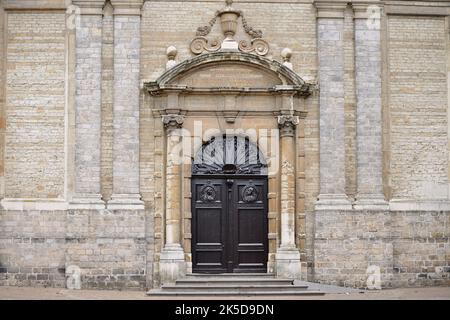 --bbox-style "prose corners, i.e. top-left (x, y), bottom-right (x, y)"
top-left (315, 193), bottom-right (352, 210)
top-left (354, 194), bottom-right (389, 210)
top-left (107, 194), bottom-right (144, 210)
top-left (159, 244), bottom-right (186, 284)
top-left (275, 246), bottom-right (301, 279)
top-left (69, 194), bottom-right (105, 209)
